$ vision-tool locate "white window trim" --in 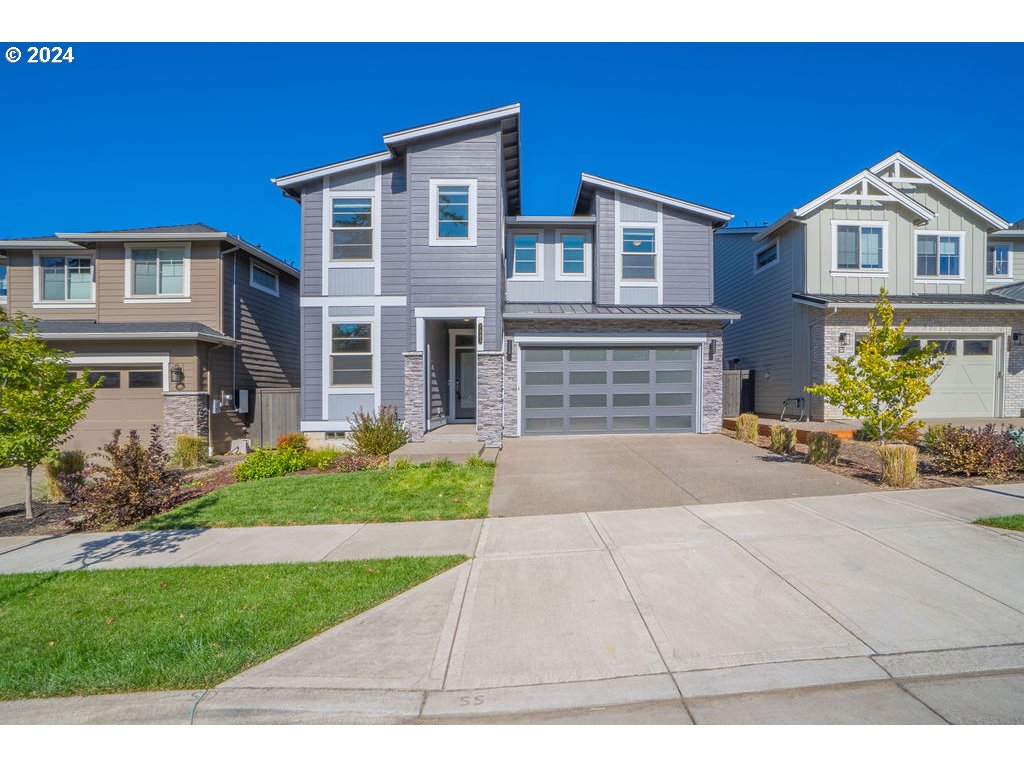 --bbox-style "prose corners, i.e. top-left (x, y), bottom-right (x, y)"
top-left (325, 317), bottom-right (375, 390)
top-left (249, 260), bottom-right (280, 297)
top-left (753, 238), bottom-right (780, 274)
top-left (986, 240), bottom-right (1014, 282)
top-left (615, 193), bottom-right (664, 303)
top-left (320, 306), bottom-right (381, 426)
top-left (324, 183), bottom-right (380, 281)
top-left (508, 230), bottom-right (544, 281)
top-left (555, 229), bottom-right (592, 281)
top-left (914, 230), bottom-right (966, 281)
top-left (123, 242), bottom-right (191, 303)
top-left (429, 178), bottom-right (478, 247)
top-left (830, 220), bottom-right (890, 276)
top-left (32, 249), bottom-right (97, 308)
